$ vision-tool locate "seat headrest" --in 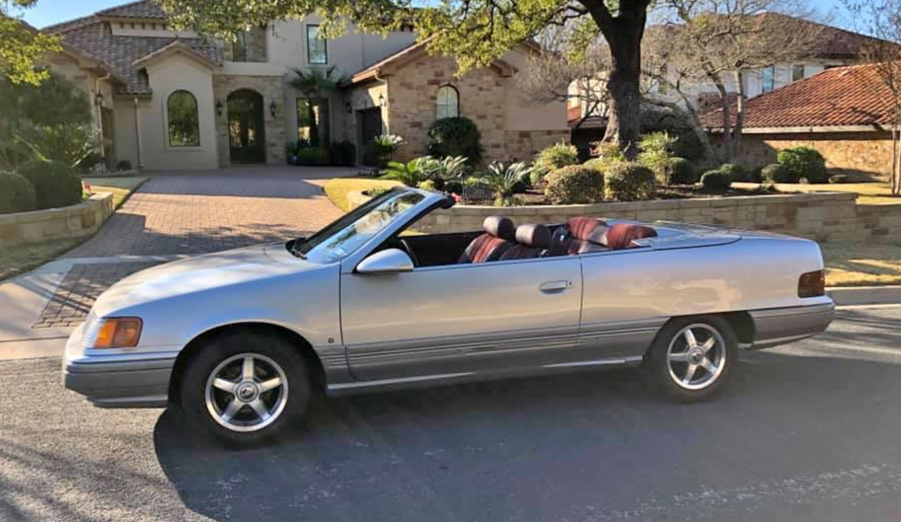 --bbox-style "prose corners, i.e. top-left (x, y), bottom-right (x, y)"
top-left (568, 217), bottom-right (607, 241)
top-left (483, 216), bottom-right (516, 241)
top-left (515, 224), bottom-right (552, 249)
top-left (601, 224), bottom-right (658, 250)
